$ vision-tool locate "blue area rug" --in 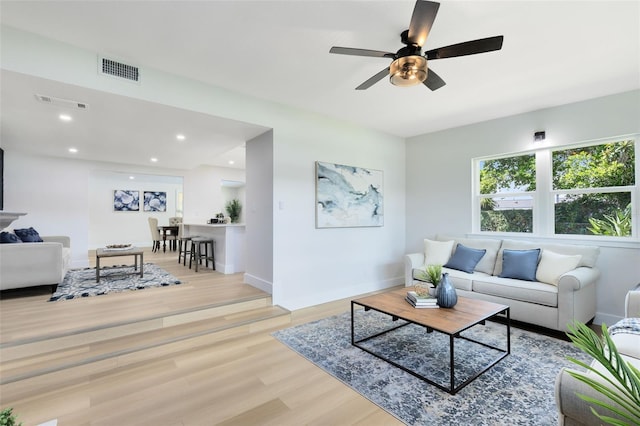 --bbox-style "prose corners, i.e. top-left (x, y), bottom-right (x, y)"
top-left (49, 263), bottom-right (181, 301)
top-left (273, 310), bottom-right (592, 426)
